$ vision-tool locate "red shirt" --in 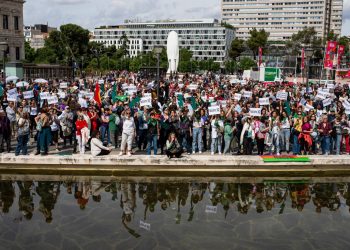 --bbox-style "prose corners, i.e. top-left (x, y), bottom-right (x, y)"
top-left (75, 120), bottom-right (88, 136)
